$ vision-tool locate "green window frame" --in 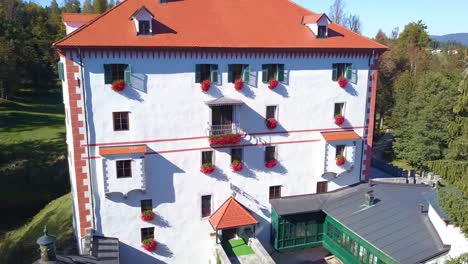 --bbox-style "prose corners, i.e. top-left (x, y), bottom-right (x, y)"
top-left (228, 64), bottom-right (250, 83)
top-left (332, 63), bottom-right (352, 81)
top-left (195, 64), bottom-right (218, 83)
top-left (104, 64), bottom-right (131, 84)
top-left (262, 64), bottom-right (285, 83)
